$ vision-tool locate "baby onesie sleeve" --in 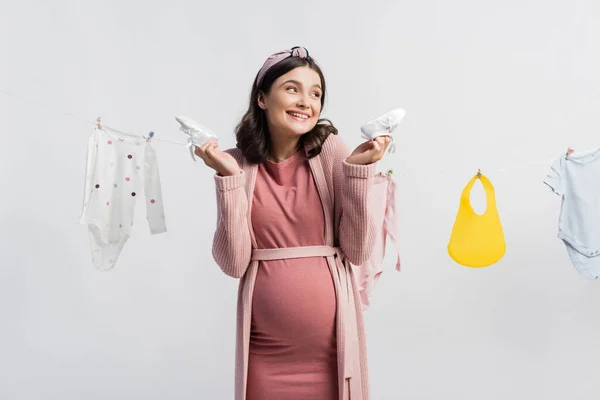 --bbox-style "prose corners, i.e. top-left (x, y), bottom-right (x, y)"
top-left (543, 156), bottom-right (565, 196)
top-left (143, 142), bottom-right (167, 234)
top-left (384, 175), bottom-right (401, 271)
top-left (78, 130), bottom-right (99, 225)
